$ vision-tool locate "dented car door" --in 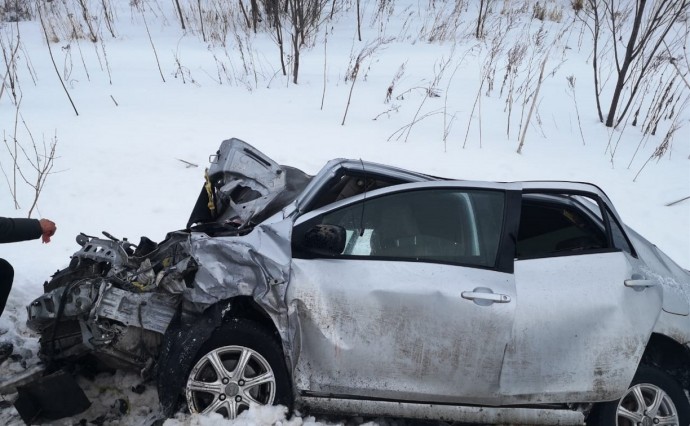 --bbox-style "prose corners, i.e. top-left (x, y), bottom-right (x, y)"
top-left (287, 181), bottom-right (521, 404)
top-left (499, 185), bottom-right (664, 404)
